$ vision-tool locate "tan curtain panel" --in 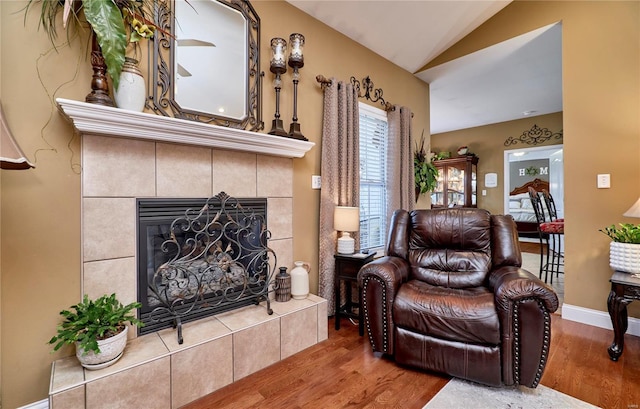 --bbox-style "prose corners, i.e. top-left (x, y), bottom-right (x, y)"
top-left (386, 106), bottom-right (415, 226)
top-left (318, 78), bottom-right (359, 315)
